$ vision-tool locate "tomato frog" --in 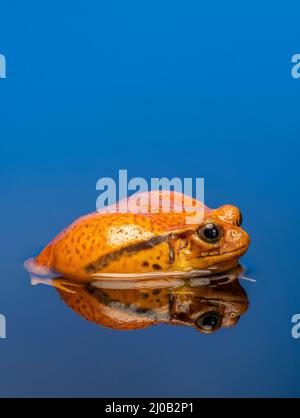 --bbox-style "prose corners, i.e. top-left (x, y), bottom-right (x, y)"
top-left (34, 191), bottom-right (250, 281)
top-left (52, 270), bottom-right (249, 333)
